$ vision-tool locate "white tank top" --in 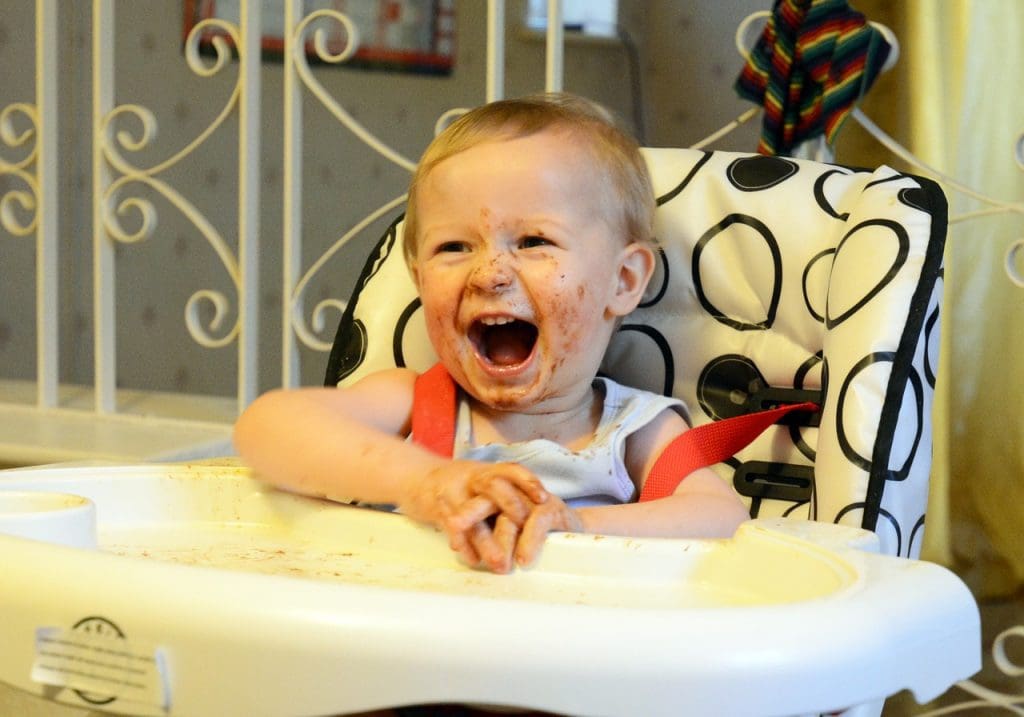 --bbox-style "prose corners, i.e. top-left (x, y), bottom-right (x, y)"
top-left (453, 377), bottom-right (689, 507)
